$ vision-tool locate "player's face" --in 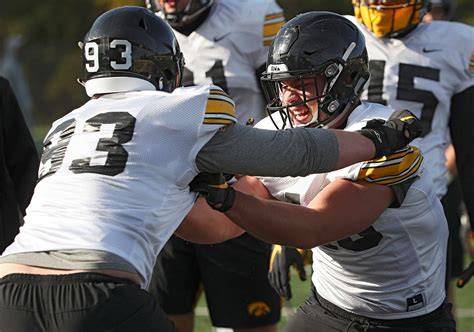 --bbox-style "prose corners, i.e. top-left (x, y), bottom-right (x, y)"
top-left (280, 76), bottom-right (327, 126)
top-left (157, 0), bottom-right (191, 13)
